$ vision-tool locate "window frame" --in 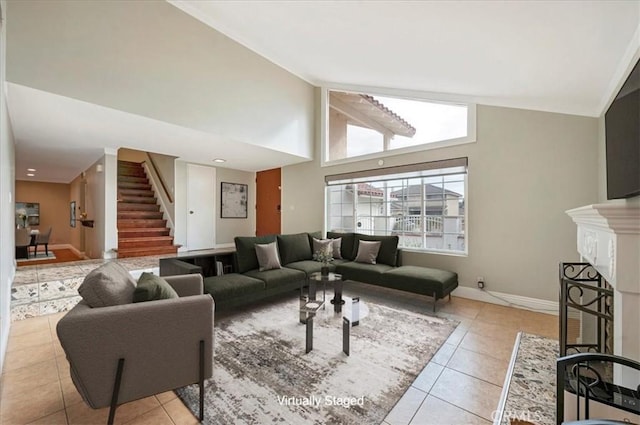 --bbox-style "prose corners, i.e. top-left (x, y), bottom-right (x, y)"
top-left (321, 86), bottom-right (477, 167)
top-left (324, 160), bottom-right (469, 257)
